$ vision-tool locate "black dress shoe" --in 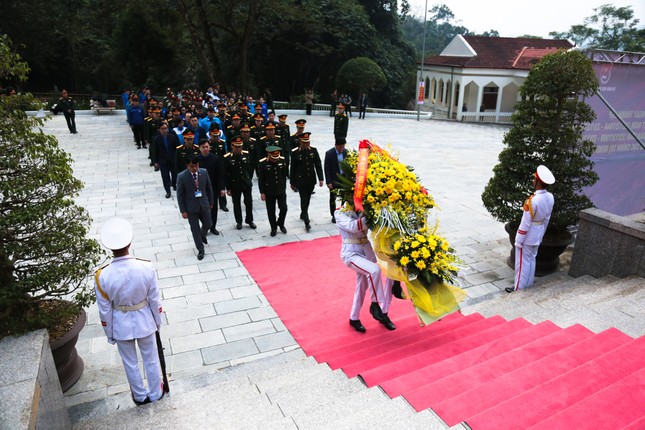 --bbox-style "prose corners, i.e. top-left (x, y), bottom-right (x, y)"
top-left (505, 287), bottom-right (515, 293)
top-left (154, 167), bottom-right (160, 172)
top-left (172, 185), bottom-right (176, 191)
top-left (132, 395), bottom-right (151, 406)
top-left (331, 216), bottom-right (336, 223)
top-left (270, 229), bottom-right (277, 237)
top-left (202, 235), bottom-right (208, 244)
top-left (236, 223), bottom-right (242, 230)
top-left (222, 207), bottom-right (229, 212)
top-left (247, 221), bottom-right (257, 229)
top-left (305, 223), bottom-right (311, 232)
top-left (349, 319), bottom-right (366, 333)
top-left (392, 281), bottom-right (405, 299)
top-left (143, 144), bottom-right (148, 149)
top-left (380, 314), bottom-right (396, 331)
top-left (210, 226), bottom-right (219, 235)
top-left (197, 250), bottom-right (205, 260)
top-left (279, 225), bottom-right (287, 234)
top-left (165, 192), bottom-right (171, 198)
top-left (369, 302), bottom-right (385, 322)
